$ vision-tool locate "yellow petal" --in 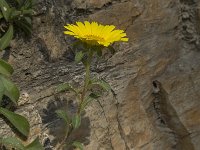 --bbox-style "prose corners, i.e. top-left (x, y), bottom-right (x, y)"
top-left (84, 21), bottom-right (91, 35)
top-left (64, 21), bottom-right (128, 46)
top-left (91, 22), bottom-right (98, 35)
top-left (101, 25), bottom-right (115, 37)
top-left (64, 31), bottom-right (76, 35)
top-left (121, 38), bottom-right (129, 41)
top-left (76, 22), bottom-right (86, 34)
